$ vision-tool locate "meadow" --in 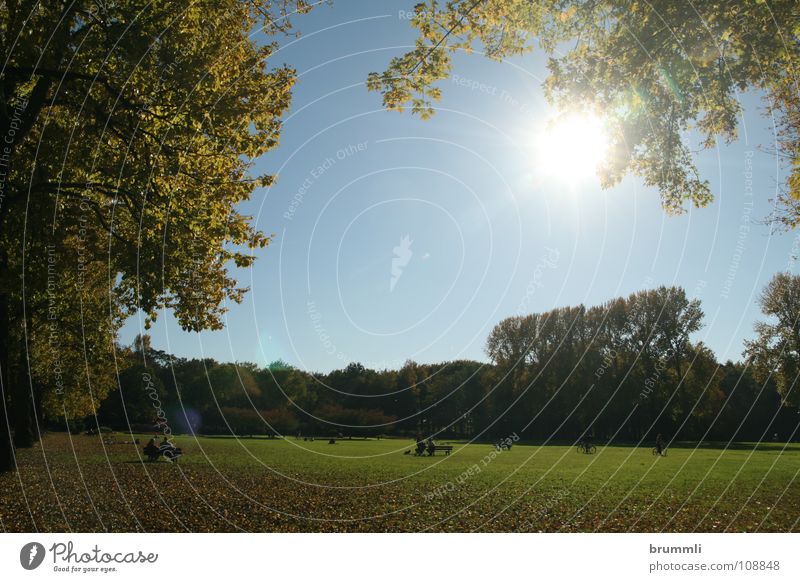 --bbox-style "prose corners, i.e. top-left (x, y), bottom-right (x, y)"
top-left (1, 433), bottom-right (798, 532)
